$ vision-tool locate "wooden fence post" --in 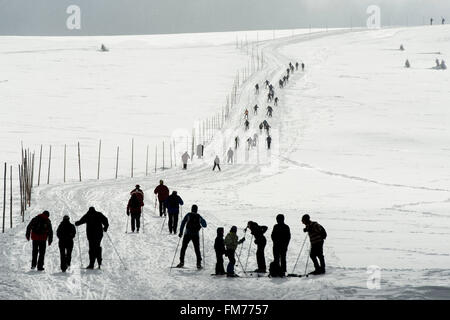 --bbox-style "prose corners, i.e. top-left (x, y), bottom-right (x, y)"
top-left (18, 165), bottom-right (23, 222)
top-left (47, 145), bottom-right (52, 185)
top-left (146, 145), bottom-right (149, 176)
top-left (154, 145), bottom-right (157, 173)
top-left (2, 163), bottom-right (6, 233)
top-left (162, 141), bottom-right (165, 170)
top-left (131, 138), bottom-right (134, 178)
top-left (37, 144), bottom-right (42, 186)
top-left (64, 144), bottom-right (66, 183)
top-left (78, 142), bottom-right (82, 182)
top-left (115, 146), bottom-right (119, 179)
top-left (97, 140), bottom-right (102, 180)
top-left (10, 165), bottom-right (12, 228)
